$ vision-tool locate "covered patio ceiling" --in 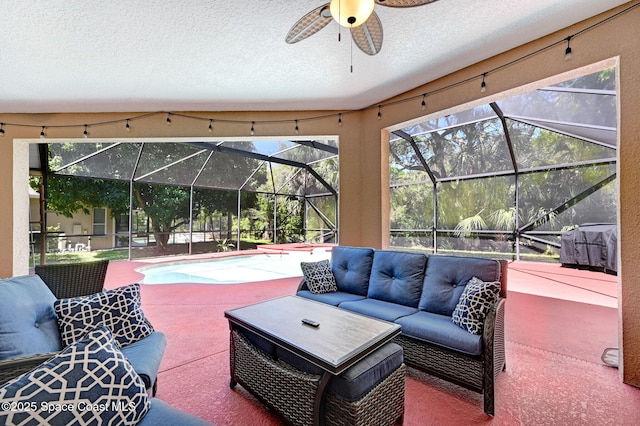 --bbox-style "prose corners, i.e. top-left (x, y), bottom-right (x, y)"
top-left (0, 1), bottom-right (628, 113)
